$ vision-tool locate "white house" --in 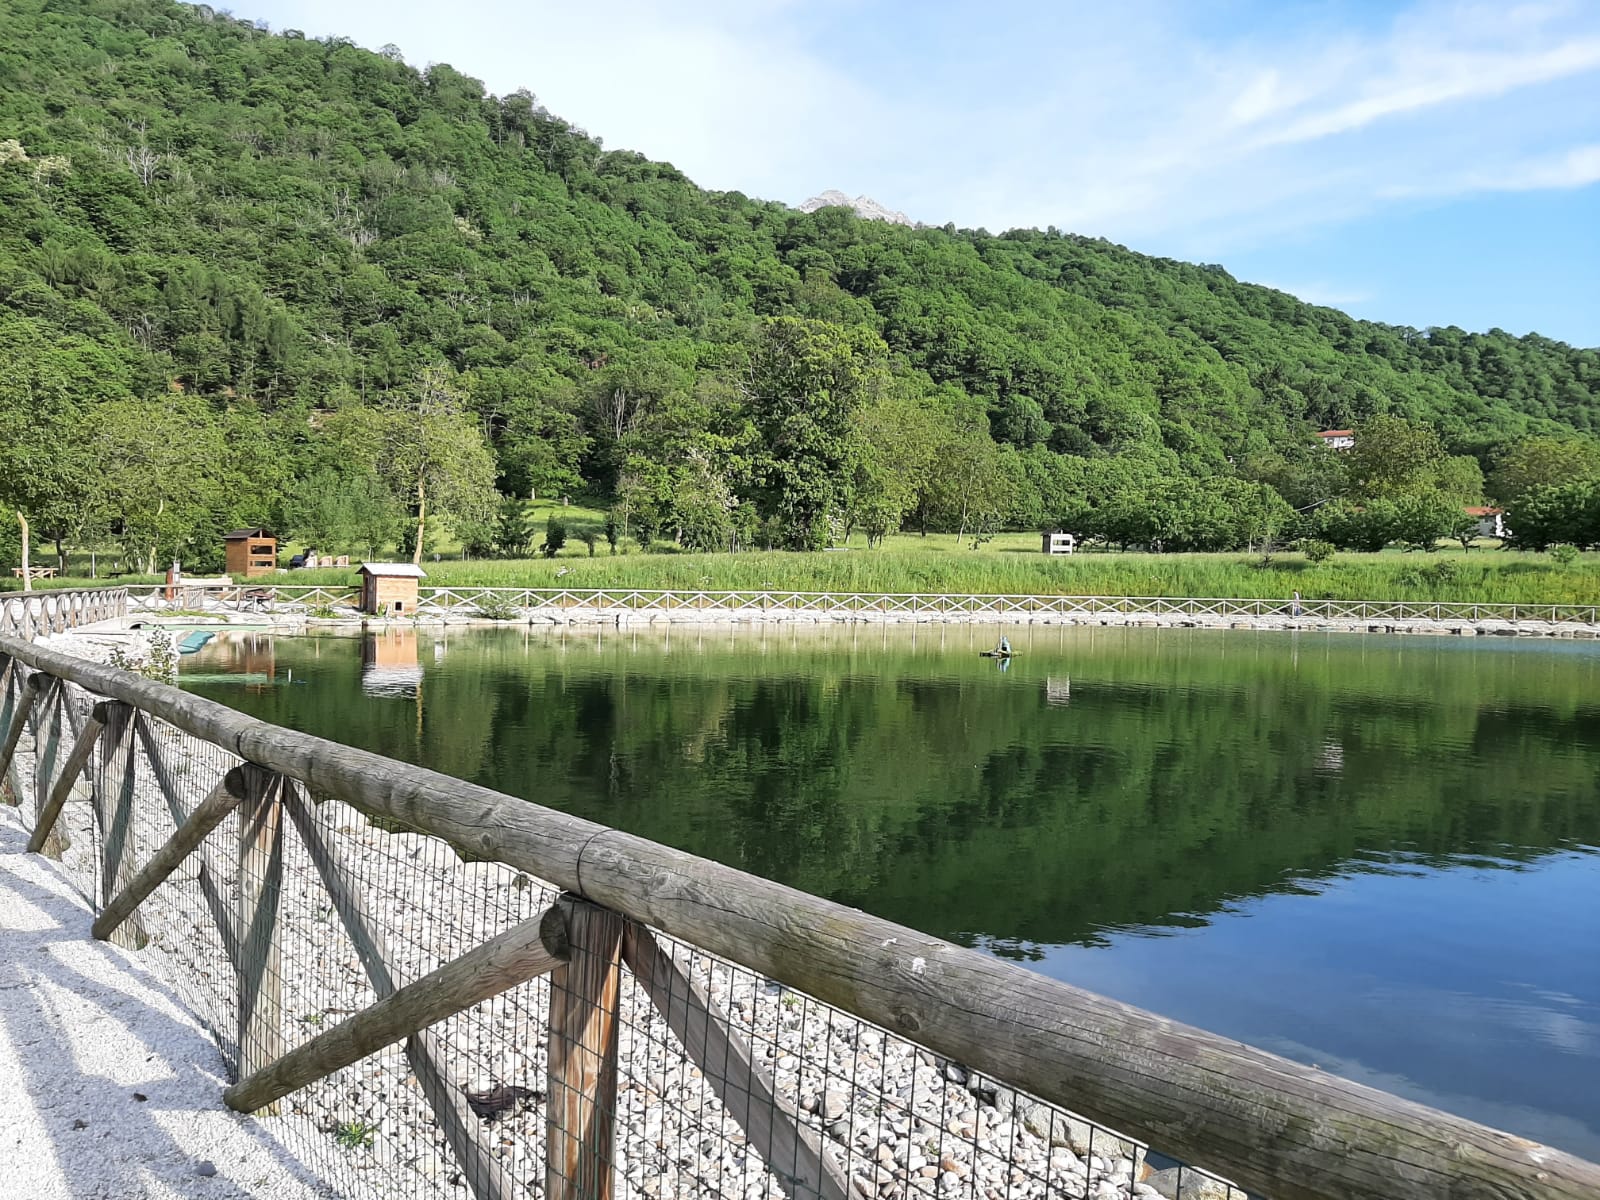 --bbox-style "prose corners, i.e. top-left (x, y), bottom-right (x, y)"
top-left (1465, 506), bottom-right (1507, 539)
top-left (1314, 429), bottom-right (1355, 450)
